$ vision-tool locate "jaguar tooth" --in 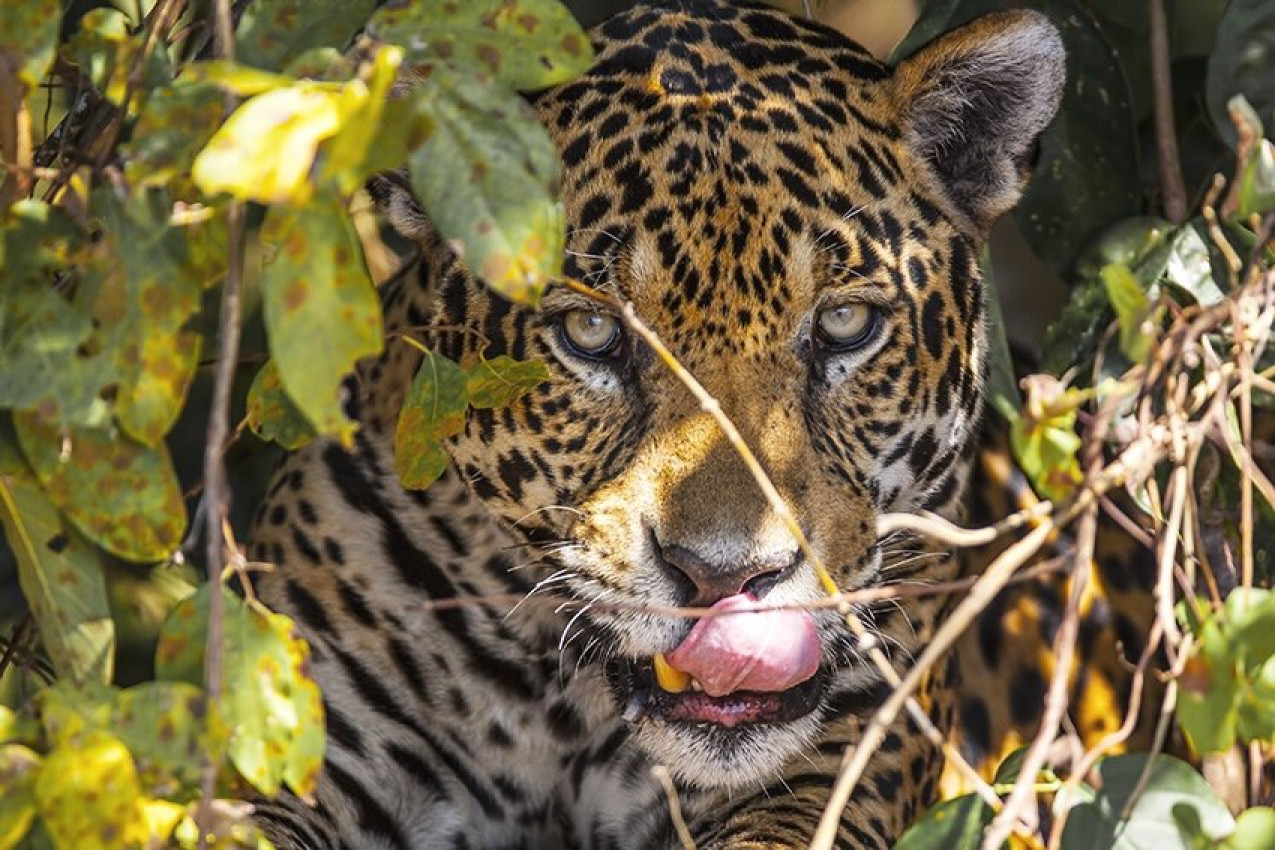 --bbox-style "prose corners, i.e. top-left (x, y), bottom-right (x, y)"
top-left (689, 678), bottom-right (703, 692)
top-left (654, 653), bottom-right (691, 693)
